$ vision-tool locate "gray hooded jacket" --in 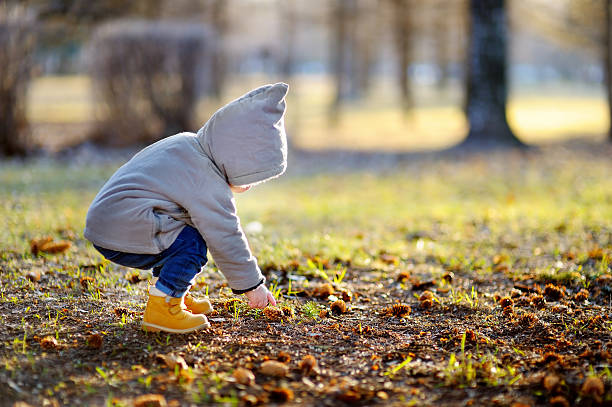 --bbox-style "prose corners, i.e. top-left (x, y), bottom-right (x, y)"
top-left (84, 83), bottom-right (288, 292)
